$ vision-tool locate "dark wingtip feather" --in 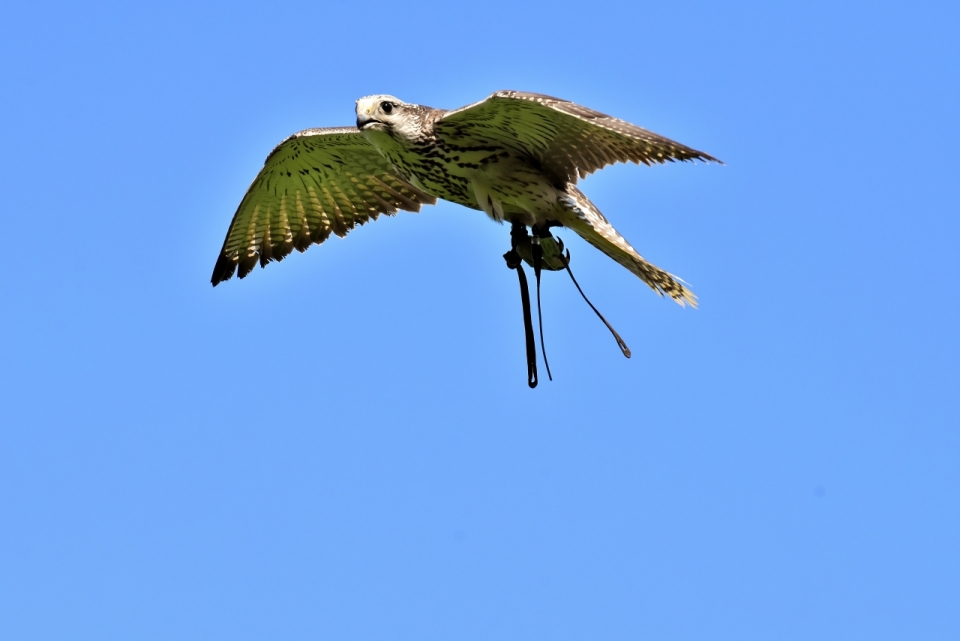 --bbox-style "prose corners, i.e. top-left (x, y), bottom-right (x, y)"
top-left (211, 254), bottom-right (237, 286)
top-left (238, 254), bottom-right (258, 278)
top-left (689, 149), bottom-right (723, 165)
